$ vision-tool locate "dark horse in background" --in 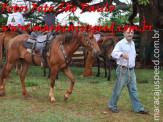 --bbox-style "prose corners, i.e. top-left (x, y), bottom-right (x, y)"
top-left (0, 31), bottom-right (100, 103)
top-left (0, 31), bottom-right (19, 75)
top-left (81, 33), bottom-right (117, 80)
